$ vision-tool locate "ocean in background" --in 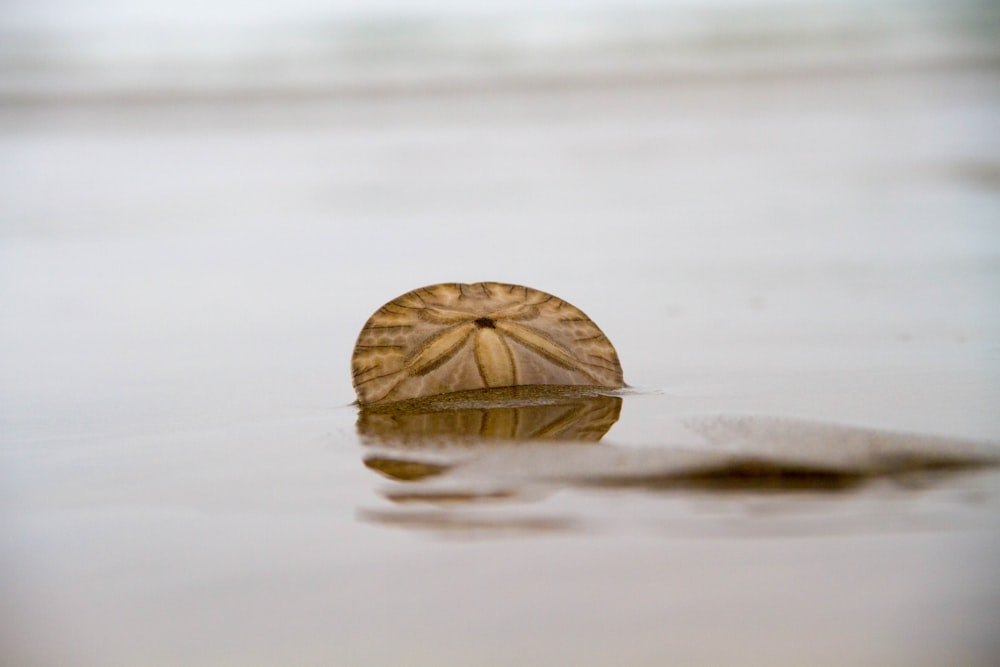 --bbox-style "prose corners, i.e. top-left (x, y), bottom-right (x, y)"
top-left (1, 0), bottom-right (997, 100)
